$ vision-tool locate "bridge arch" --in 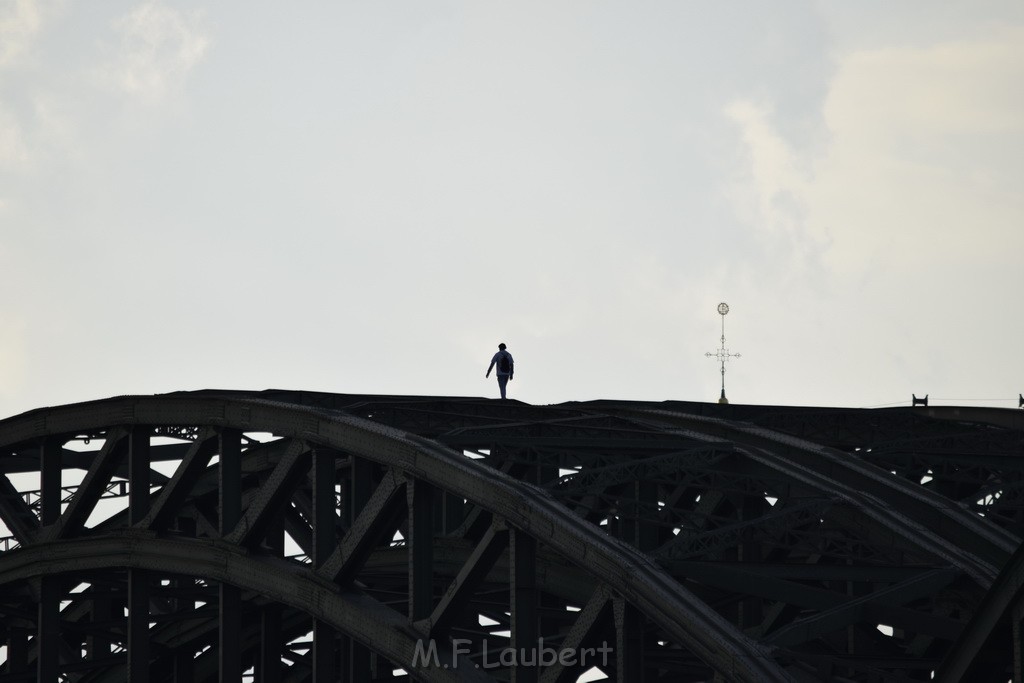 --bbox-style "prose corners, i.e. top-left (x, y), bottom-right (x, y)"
top-left (0, 393), bottom-right (791, 682)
